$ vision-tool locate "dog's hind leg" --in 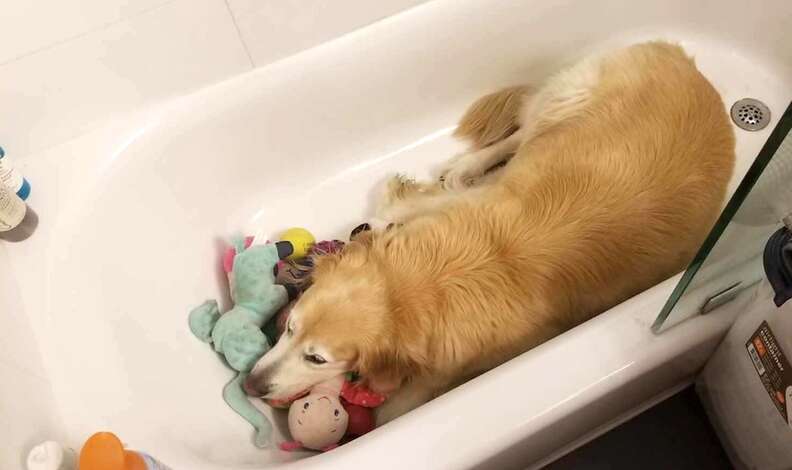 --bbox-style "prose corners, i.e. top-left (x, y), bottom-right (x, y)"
top-left (440, 55), bottom-right (602, 190)
top-left (440, 86), bottom-right (531, 191)
top-left (440, 130), bottom-right (523, 190)
top-left (455, 85), bottom-right (531, 151)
